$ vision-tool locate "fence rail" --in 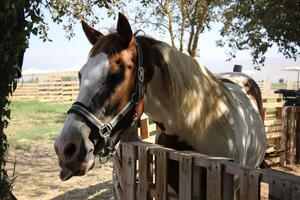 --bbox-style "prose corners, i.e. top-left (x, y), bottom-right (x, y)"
top-left (113, 142), bottom-right (300, 200)
top-left (13, 71), bottom-right (79, 102)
